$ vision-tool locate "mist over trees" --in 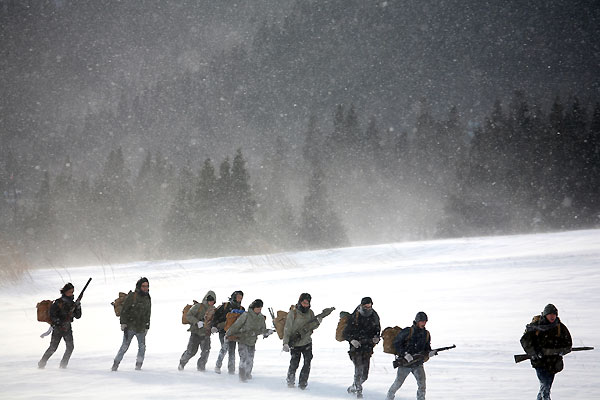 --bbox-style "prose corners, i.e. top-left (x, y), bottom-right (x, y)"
top-left (1, 0), bottom-right (599, 268)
